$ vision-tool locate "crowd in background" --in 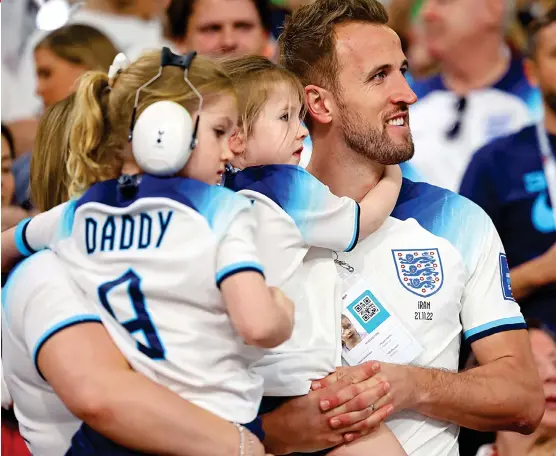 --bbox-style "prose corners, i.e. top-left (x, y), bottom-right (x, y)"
top-left (1, 0), bottom-right (555, 455)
